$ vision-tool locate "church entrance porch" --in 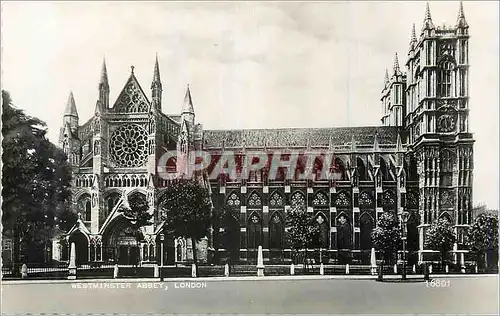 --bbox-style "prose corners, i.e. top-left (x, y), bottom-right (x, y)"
top-left (102, 216), bottom-right (146, 265)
